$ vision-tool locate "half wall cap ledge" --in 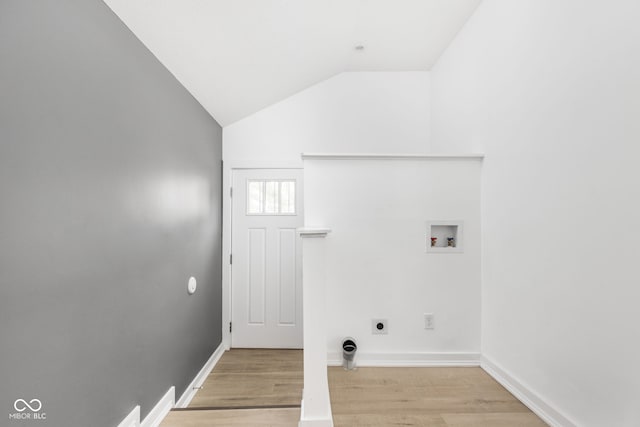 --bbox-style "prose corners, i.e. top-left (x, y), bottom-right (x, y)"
top-left (301, 153), bottom-right (484, 160)
top-left (297, 227), bottom-right (332, 238)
